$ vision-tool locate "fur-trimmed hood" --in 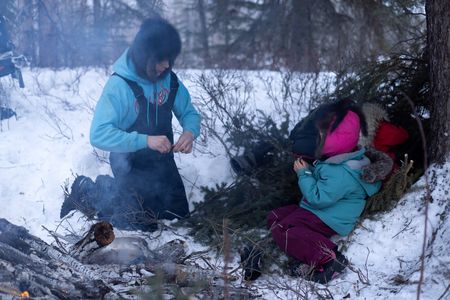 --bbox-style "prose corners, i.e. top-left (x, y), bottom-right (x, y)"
top-left (128, 18), bottom-right (181, 80)
top-left (359, 103), bottom-right (389, 147)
